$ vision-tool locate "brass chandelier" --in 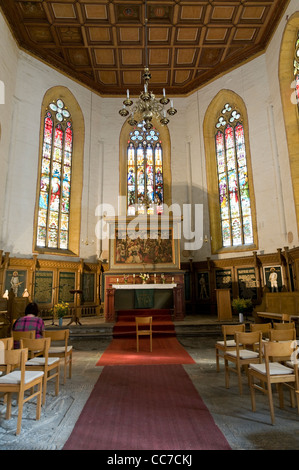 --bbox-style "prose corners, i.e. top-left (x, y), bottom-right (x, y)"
top-left (118, 1), bottom-right (177, 130)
